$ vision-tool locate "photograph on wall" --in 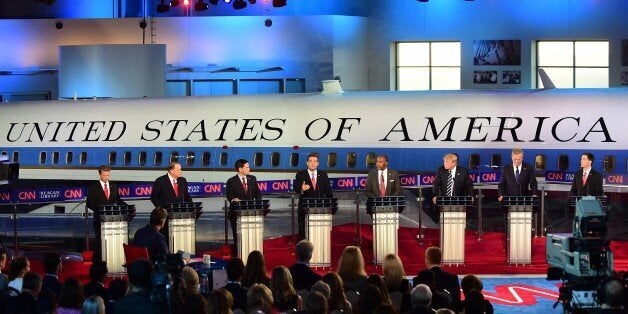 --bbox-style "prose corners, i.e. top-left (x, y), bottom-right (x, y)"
top-left (474, 40), bottom-right (521, 65)
top-left (622, 72), bottom-right (628, 85)
top-left (623, 40), bottom-right (628, 66)
top-left (502, 71), bottom-right (521, 84)
top-left (473, 70), bottom-right (498, 84)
